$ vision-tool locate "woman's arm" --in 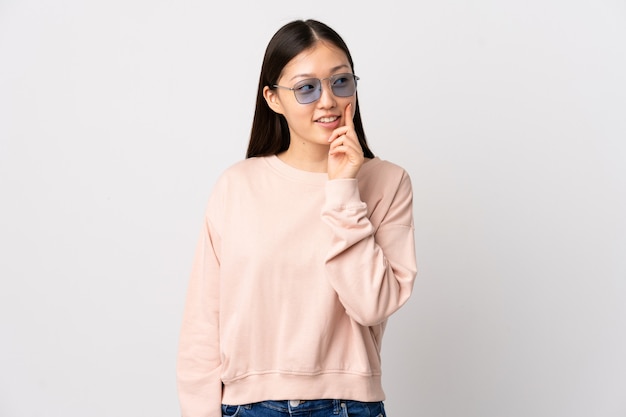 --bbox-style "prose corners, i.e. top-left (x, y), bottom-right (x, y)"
top-left (321, 170), bottom-right (417, 326)
top-left (176, 215), bottom-right (222, 417)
